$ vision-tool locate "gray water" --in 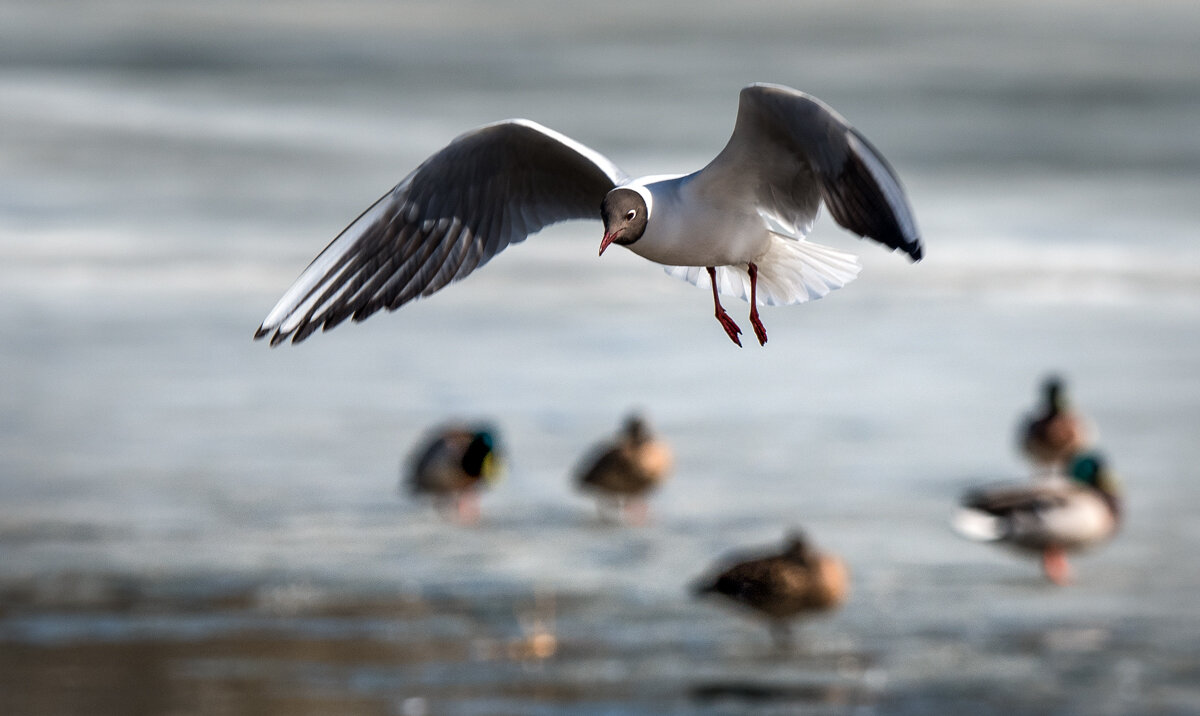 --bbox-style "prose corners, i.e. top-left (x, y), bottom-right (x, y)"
top-left (2, 1), bottom-right (1200, 714)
